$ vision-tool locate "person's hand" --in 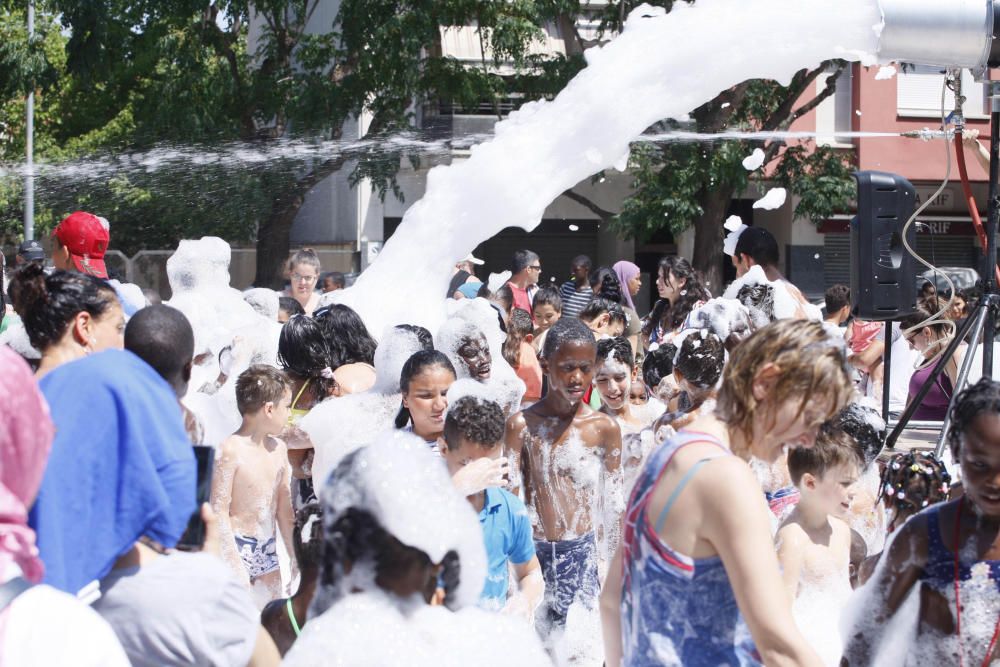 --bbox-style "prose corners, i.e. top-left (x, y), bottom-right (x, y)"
top-left (201, 503), bottom-right (222, 557)
top-left (281, 424), bottom-right (314, 450)
top-left (451, 457), bottom-right (509, 496)
top-left (963, 128), bottom-right (981, 147)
